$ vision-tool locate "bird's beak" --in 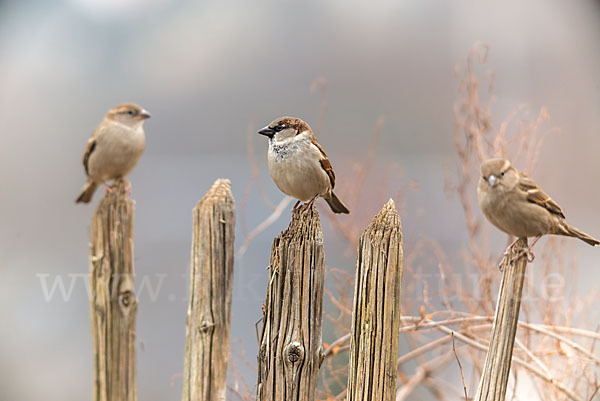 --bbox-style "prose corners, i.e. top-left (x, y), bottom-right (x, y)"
top-left (139, 109), bottom-right (151, 119)
top-left (258, 126), bottom-right (275, 138)
top-left (488, 174), bottom-right (498, 187)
